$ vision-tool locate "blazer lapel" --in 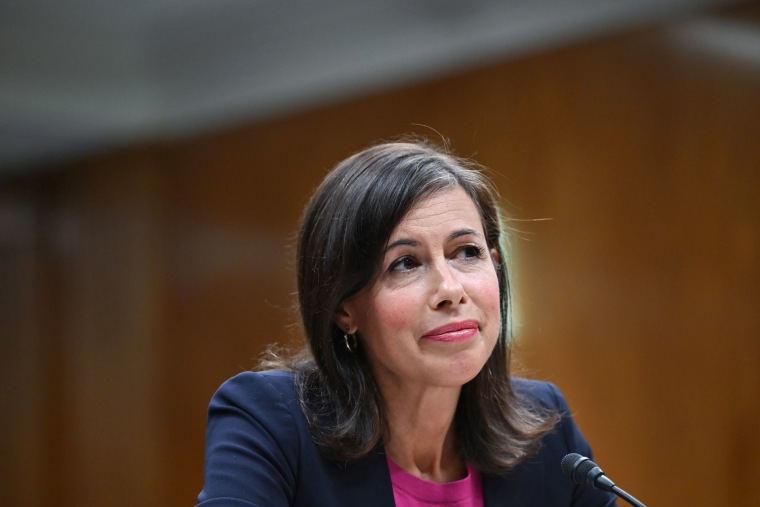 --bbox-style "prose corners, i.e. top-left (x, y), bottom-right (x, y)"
top-left (337, 445), bottom-right (396, 507)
